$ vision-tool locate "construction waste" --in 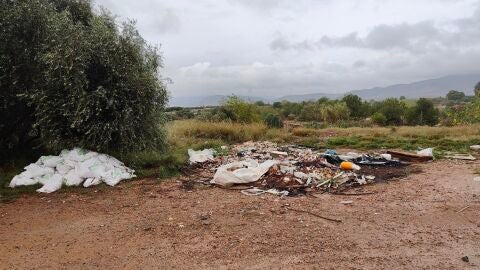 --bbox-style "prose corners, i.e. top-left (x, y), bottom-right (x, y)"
top-left (182, 141), bottom-right (412, 196)
top-left (9, 148), bottom-right (135, 193)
